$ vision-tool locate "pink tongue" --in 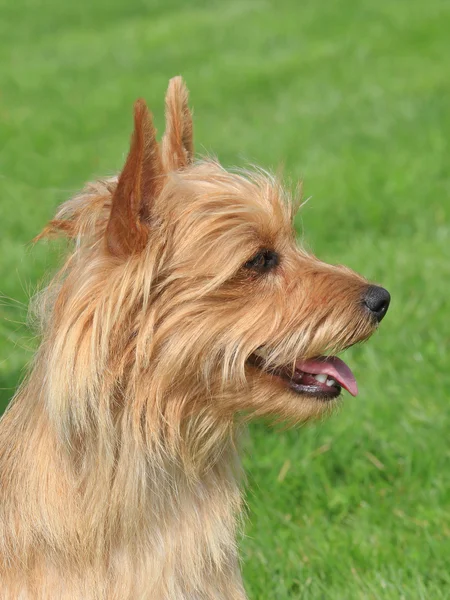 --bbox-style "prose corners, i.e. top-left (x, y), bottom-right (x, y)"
top-left (295, 356), bottom-right (358, 397)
